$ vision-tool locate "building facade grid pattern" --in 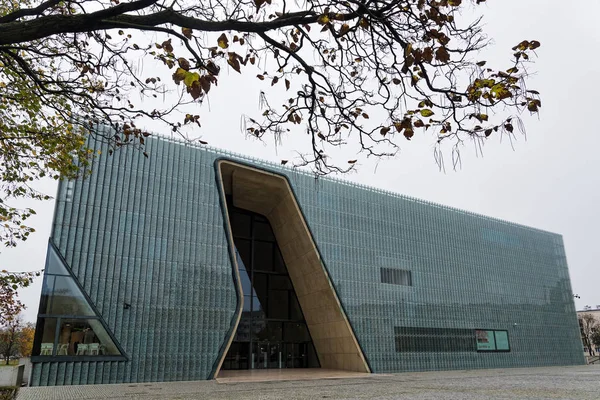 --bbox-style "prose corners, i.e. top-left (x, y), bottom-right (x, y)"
top-left (31, 129), bottom-right (584, 385)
